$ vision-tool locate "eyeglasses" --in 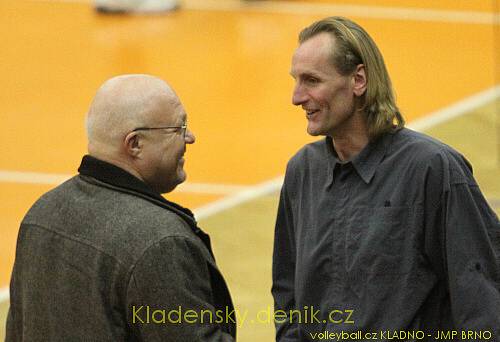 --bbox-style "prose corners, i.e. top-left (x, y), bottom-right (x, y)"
top-left (132, 123), bottom-right (187, 138)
